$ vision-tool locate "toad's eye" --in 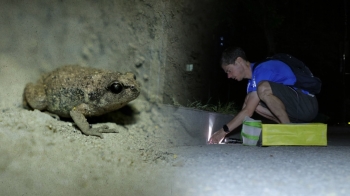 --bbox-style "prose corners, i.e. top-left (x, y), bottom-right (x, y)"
top-left (108, 82), bottom-right (123, 94)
